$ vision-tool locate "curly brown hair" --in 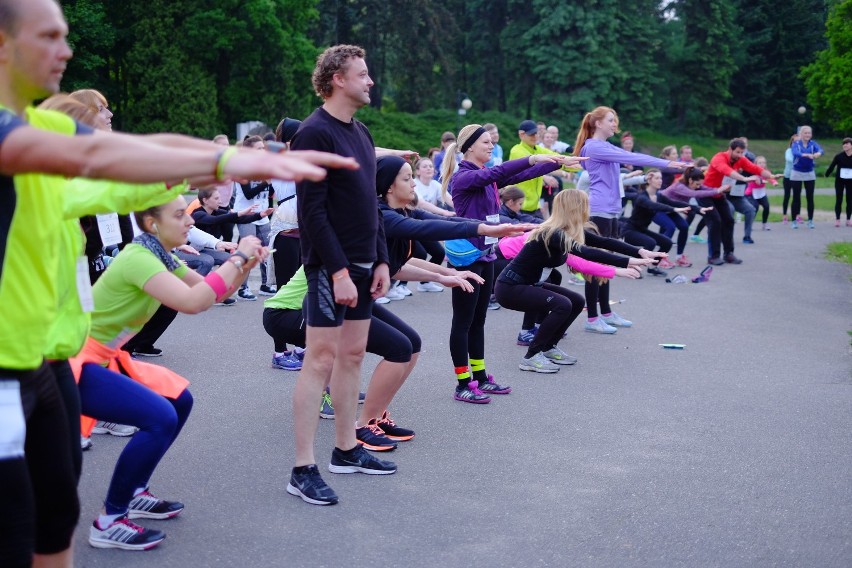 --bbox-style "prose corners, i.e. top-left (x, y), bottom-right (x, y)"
top-left (312, 44), bottom-right (366, 100)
